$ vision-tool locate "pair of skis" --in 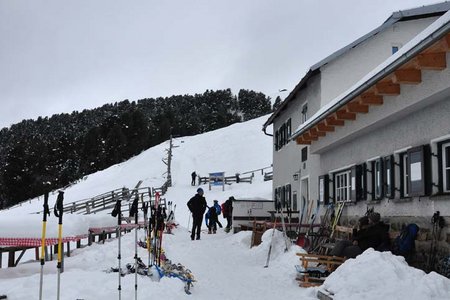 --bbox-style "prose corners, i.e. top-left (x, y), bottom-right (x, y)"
top-left (39, 191), bottom-right (65, 300)
top-left (264, 208), bottom-right (291, 268)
